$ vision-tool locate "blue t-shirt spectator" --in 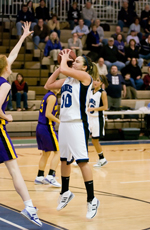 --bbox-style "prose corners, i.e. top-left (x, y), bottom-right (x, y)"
top-left (114, 40), bottom-right (125, 53)
top-left (106, 73), bottom-right (125, 98)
